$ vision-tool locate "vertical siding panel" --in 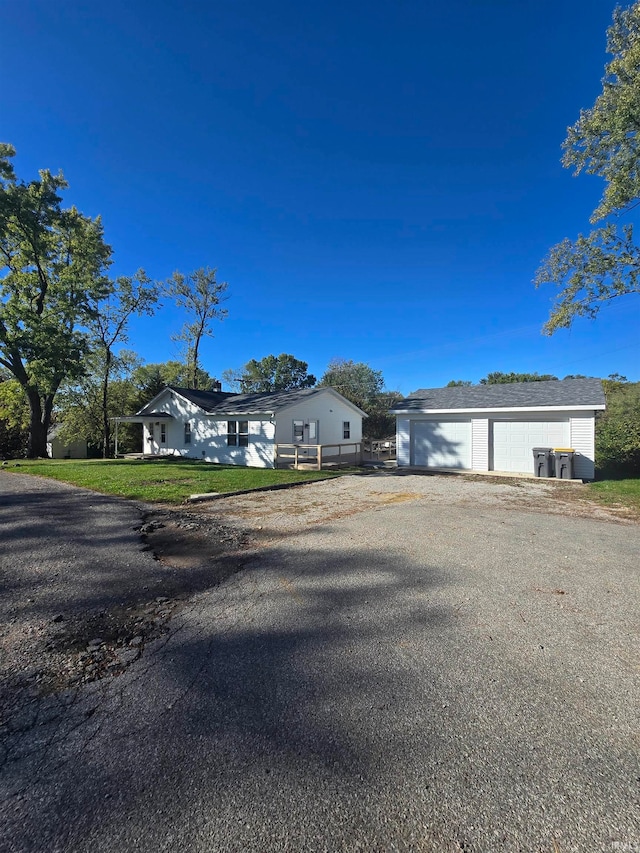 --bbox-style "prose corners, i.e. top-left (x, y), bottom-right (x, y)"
top-left (472, 418), bottom-right (489, 470)
top-left (397, 417), bottom-right (411, 467)
top-left (570, 414), bottom-right (596, 479)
